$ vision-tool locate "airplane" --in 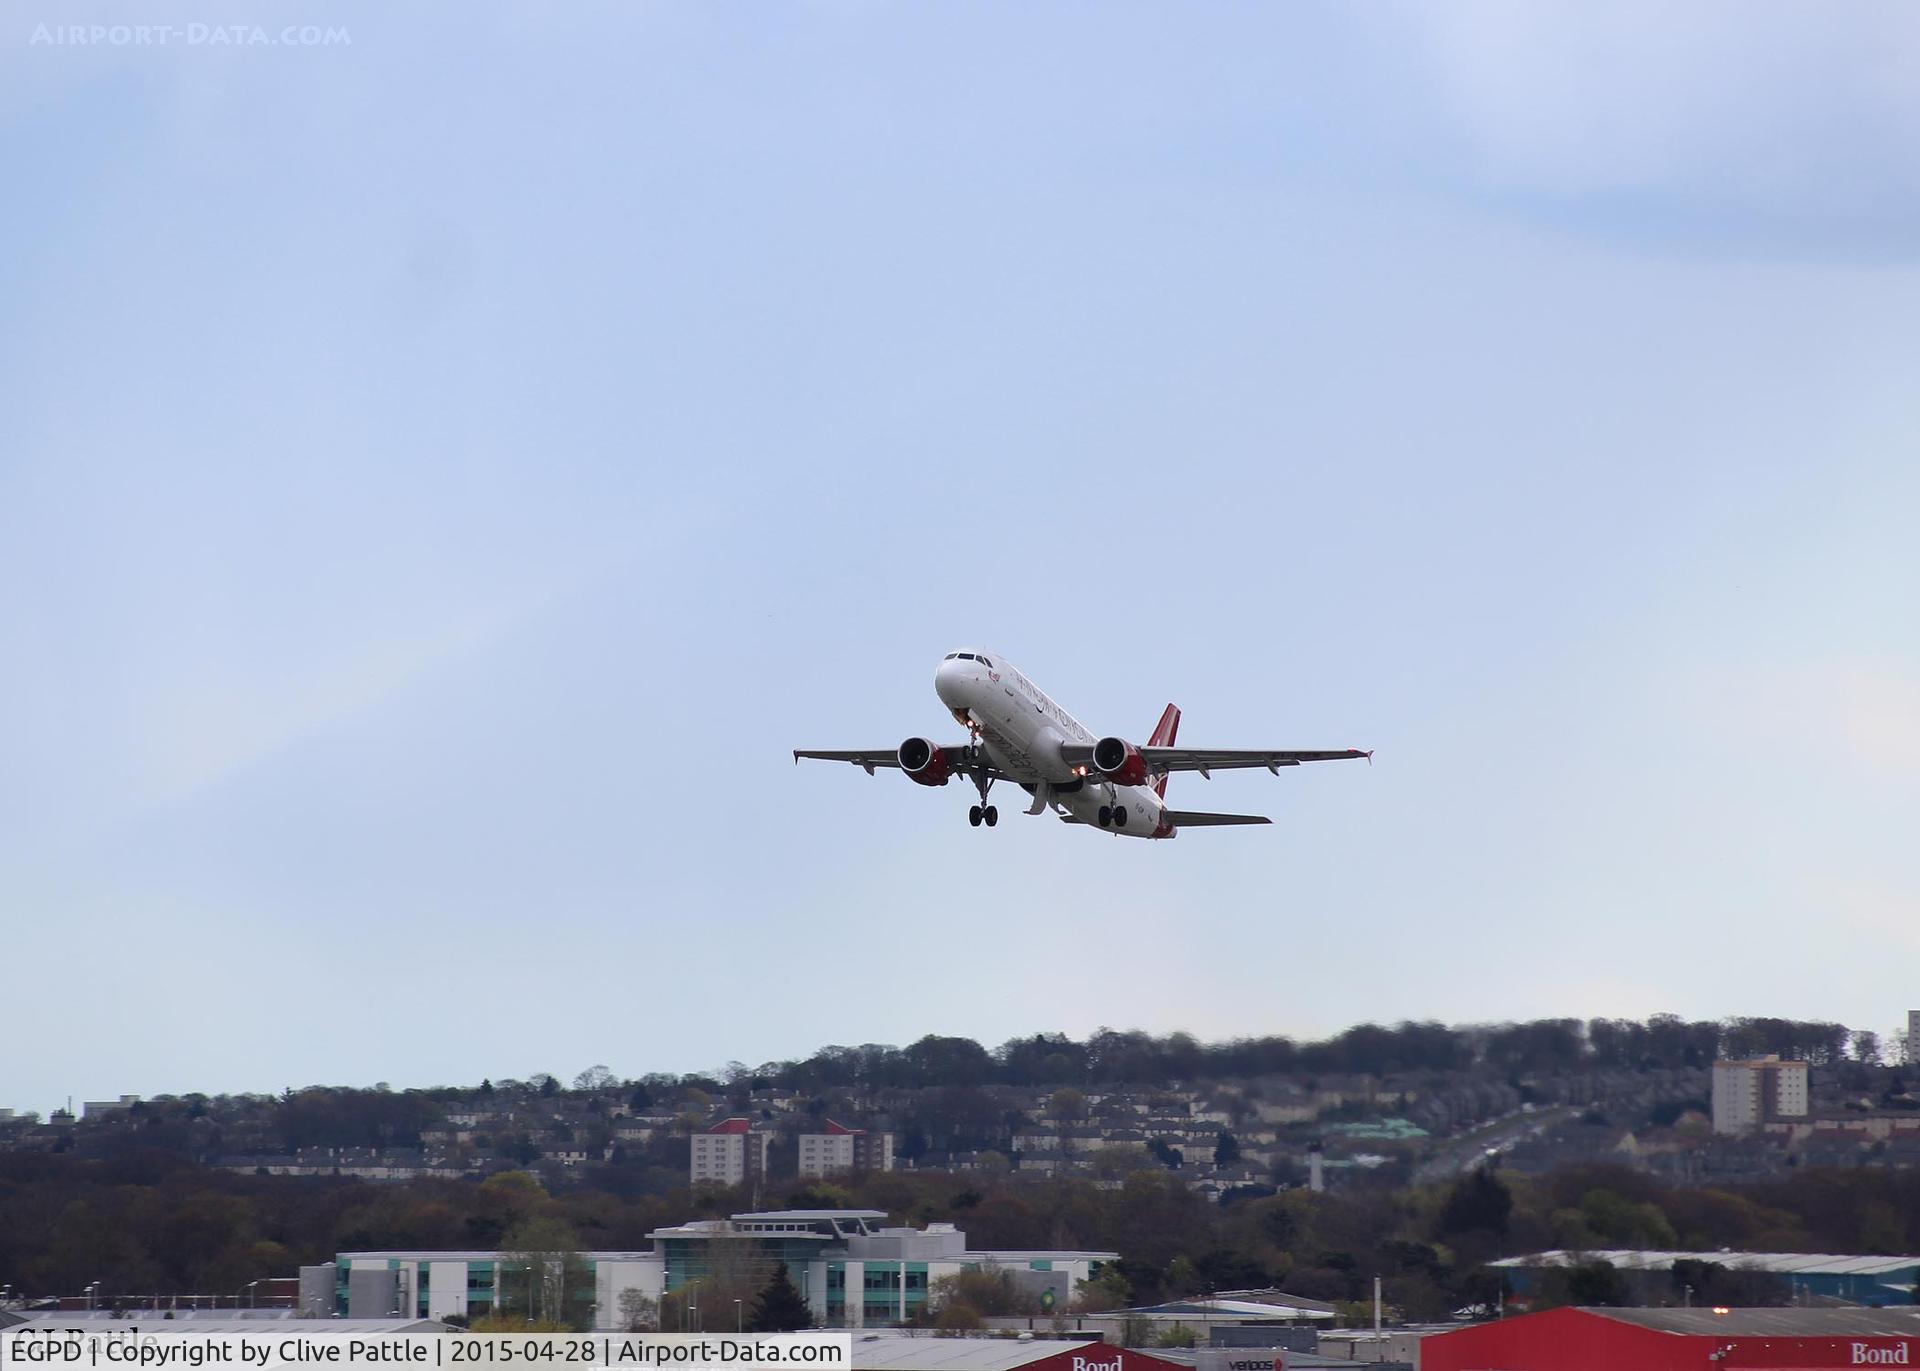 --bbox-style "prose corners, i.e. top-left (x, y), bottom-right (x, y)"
top-left (794, 649), bottom-right (1370, 839)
